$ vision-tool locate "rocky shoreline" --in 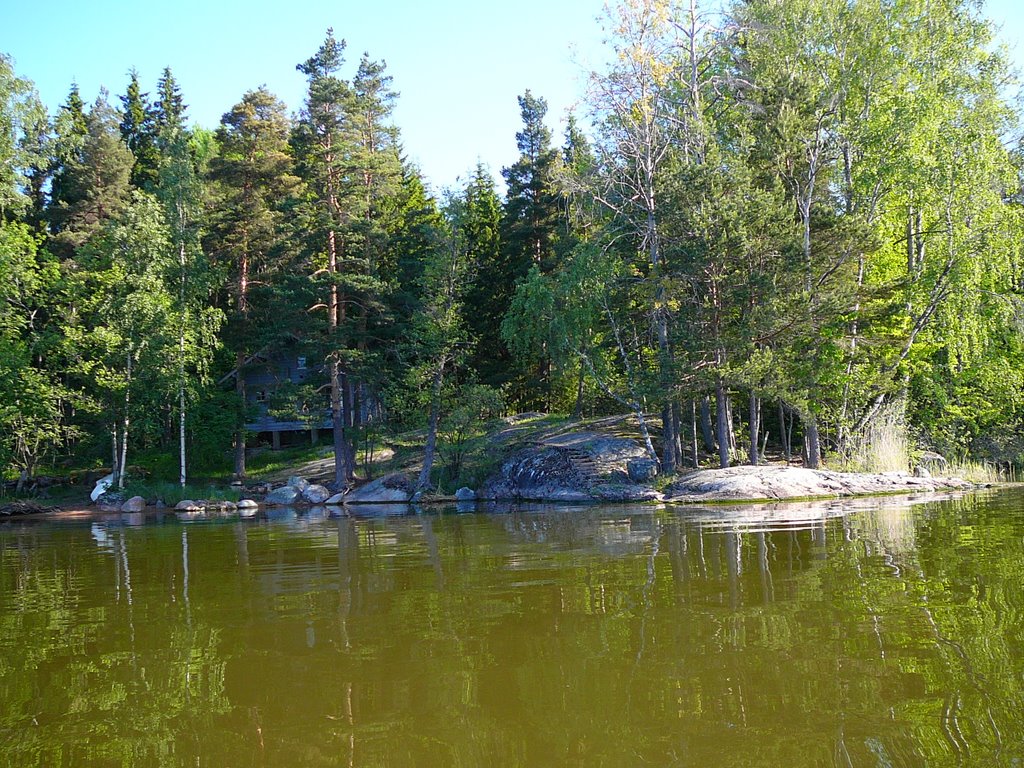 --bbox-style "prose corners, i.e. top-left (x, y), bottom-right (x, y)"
top-left (8, 429), bottom-right (989, 518)
top-left (170, 430), bottom-right (982, 510)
